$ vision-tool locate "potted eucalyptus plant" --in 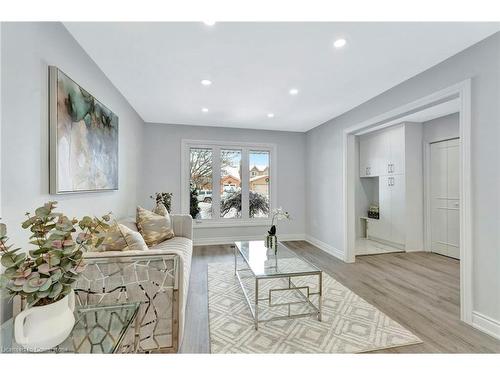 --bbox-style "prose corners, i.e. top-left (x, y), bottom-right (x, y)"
top-left (0, 201), bottom-right (110, 351)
